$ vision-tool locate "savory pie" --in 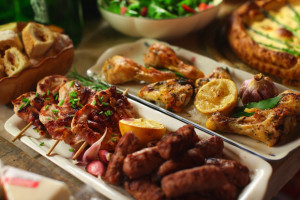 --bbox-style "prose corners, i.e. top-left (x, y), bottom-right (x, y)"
top-left (228, 0), bottom-right (300, 86)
